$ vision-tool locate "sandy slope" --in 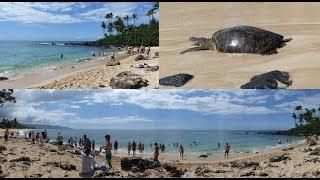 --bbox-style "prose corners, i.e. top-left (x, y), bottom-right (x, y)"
top-left (159, 2), bottom-right (320, 89)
